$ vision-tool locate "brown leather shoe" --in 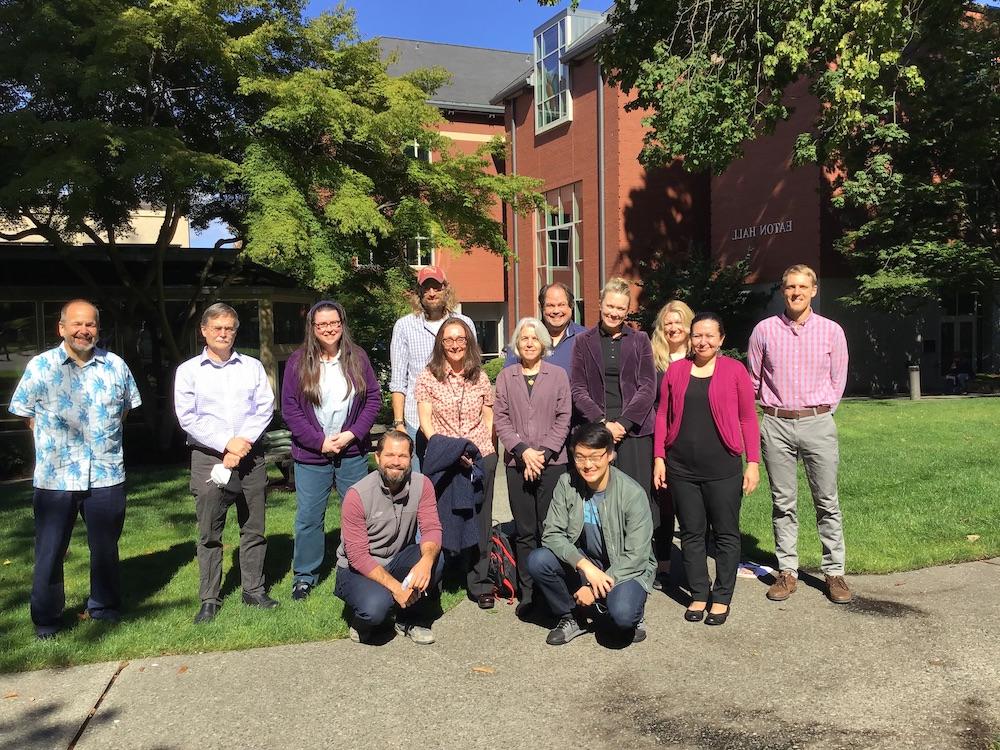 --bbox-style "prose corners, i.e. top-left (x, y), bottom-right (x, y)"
top-left (825, 575), bottom-right (853, 604)
top-left (766, 570), bottom-right (798, 601)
